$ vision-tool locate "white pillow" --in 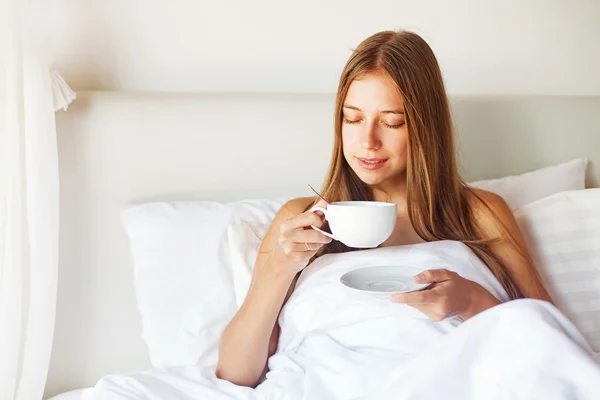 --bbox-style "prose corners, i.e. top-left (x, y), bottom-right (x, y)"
top-left (121, 198), bottom-right (286, 368)
top-left (228, 190), bottom-right (600, 352)
top-left (228, 221), bottom-right (271, 309)
top-left (515, 189), bottom-right (600, 351)
top-left (470, 158), bottom-right (588, 210)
